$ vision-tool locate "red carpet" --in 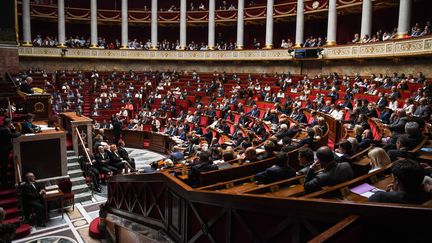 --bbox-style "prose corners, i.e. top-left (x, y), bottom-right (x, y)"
top-left (0, 152), bottom-right (31, 239)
